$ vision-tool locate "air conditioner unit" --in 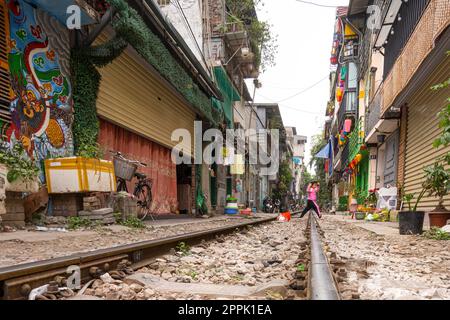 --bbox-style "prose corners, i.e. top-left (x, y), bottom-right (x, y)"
top-left (241, 47), bottom-right (250, 57)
